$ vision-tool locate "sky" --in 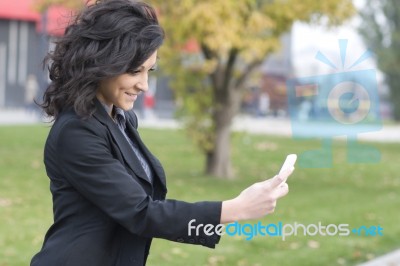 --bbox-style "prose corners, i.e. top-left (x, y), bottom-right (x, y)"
top-left (290, 0), bottom-right (381, 80)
